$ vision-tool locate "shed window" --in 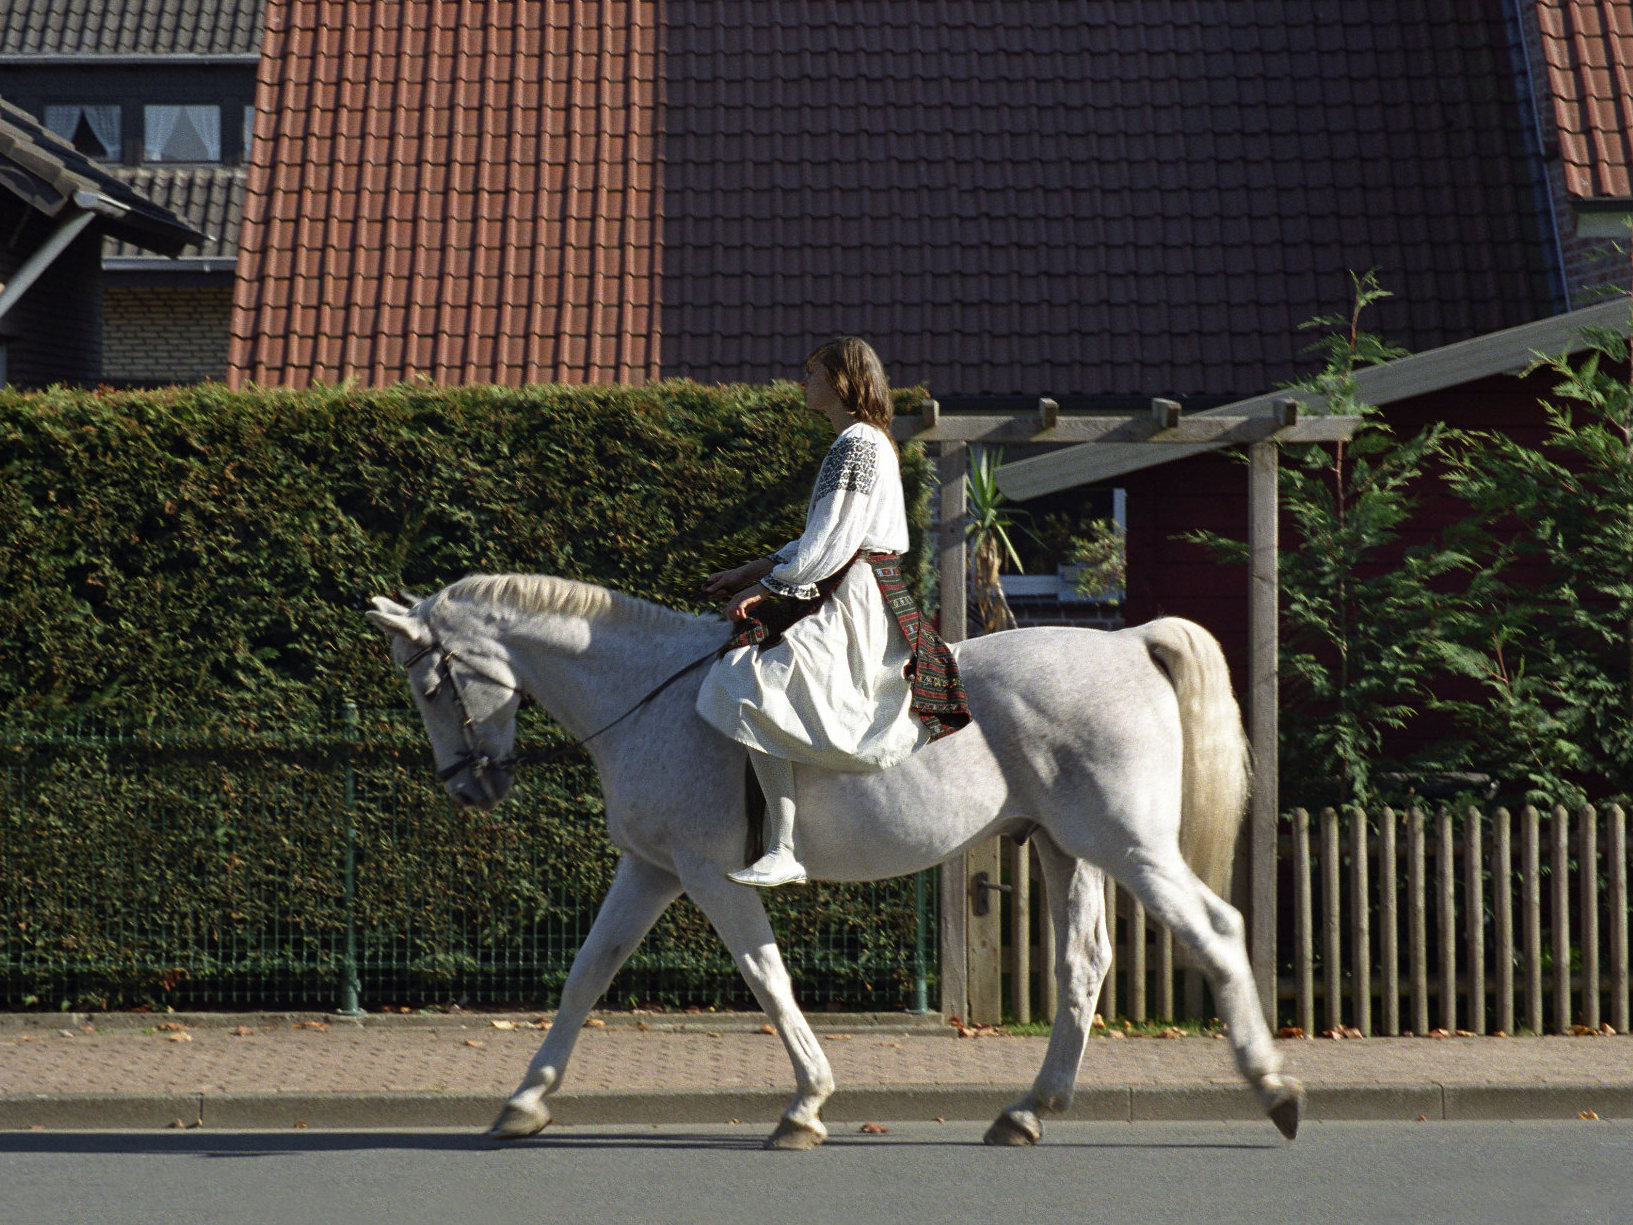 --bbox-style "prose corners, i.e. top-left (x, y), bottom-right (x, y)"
top-left (144, 105), bottom-right (221, 163)
top-left (44, 105), bottom-right (121, 161)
